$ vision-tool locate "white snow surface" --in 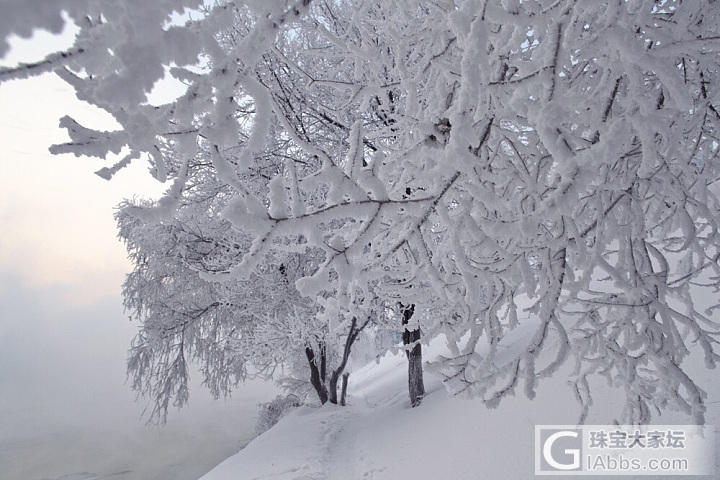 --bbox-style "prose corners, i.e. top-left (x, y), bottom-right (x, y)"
top-left (200, 339), bottom-right (719, 480)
